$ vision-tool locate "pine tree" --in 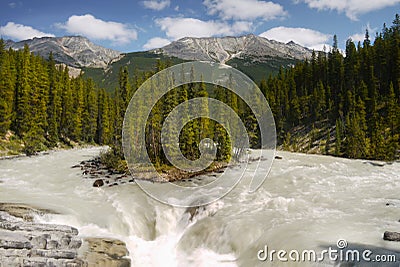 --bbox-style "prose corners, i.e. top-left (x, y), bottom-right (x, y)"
top-left (177, 78), bottom-right (190, 160)
top-left (325, 129), bottom-right (330, 155)
top-left (0, 43), bottom-right (15, 135)
top-left (387, 82), bottom-right (398, 135)
top-left (60, 66), bottom-right (74, 140)
top-left (283, 132), bottom-right (291, 151)
top-left (23, 54), bottom-right (49, 154)
top-left (334, 119), bottom-right (342, 156)
top-left (96, 89), bottom-right (111, 144)
top-left (345, 97), bottom-right (369, 158)
top-left (69, 77), bottom-right (82, 141)
top-left (81, 78), bottom-right (98, 143)
top-left (46, 52), bottom-right (61, 146)
top-left (13, 45), bottom-right (31, 137)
